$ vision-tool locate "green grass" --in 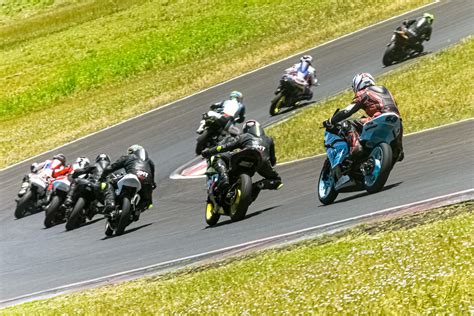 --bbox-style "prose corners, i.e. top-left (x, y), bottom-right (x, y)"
top-left (268, 37), bottom-right (474, 162)
top-left (4, 202), bottom-right (473, 314)
top-left (0, 0), bottom-right (430, 168)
